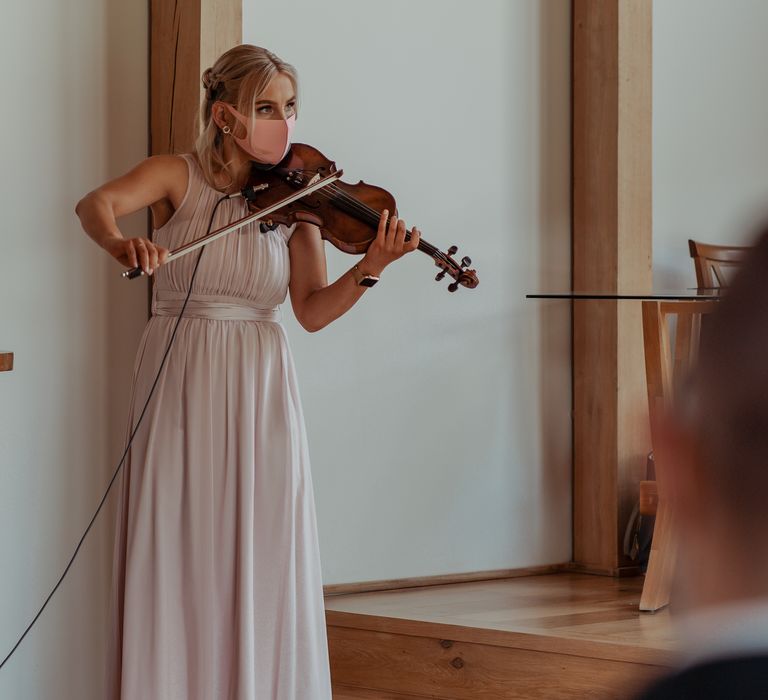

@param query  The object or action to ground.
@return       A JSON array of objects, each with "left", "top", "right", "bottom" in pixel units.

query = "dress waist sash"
[{"left": 152, "top": 290, "right": 282, "bottom": 322}]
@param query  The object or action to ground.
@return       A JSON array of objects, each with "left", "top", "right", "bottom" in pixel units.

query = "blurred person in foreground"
[{"left": 636, "top": 226, "right": 768, "bottom": 699}]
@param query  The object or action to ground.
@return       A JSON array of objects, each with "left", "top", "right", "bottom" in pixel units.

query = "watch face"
[{"left": 360, "top": 277, "right": 379, "bottom": 287}]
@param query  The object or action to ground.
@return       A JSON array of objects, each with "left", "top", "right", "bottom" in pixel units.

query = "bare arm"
[
  {"left": 74, "top": 155, "right": 187, "bottom": 274},
  {"left": 287, "top": 209, "right": 420, "bottom": 332}
]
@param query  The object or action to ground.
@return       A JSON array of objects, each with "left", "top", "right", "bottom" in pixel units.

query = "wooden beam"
[
  {"left": 572, "top": 0, "right": 653, "bottom": 574},
  {"left": 0, "top": 351, "right": 13, "bottom": 372},
  {"left": 150, "top": 0, "right": 241, "bottom": 156}
]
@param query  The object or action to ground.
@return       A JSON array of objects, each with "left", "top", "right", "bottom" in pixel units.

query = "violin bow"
[{"left": 122, "top": 169, "right": 344, "bottom": 279}]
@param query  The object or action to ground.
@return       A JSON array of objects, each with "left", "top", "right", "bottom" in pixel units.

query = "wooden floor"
[{"left": 324, "top": 572, "right": 678, "bottom": 699}]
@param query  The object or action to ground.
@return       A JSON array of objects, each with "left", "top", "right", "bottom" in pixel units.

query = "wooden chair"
[
  {"left": 639, "top": 299, "right": 719, "bottom": 612},
  {"left": 688, "top": 239, "right": 748, "bottom": 289}
]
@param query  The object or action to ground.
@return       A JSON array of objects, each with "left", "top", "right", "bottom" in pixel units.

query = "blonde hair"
[{"left": 194, "top": 44, "right": 299, "bottom": 190}]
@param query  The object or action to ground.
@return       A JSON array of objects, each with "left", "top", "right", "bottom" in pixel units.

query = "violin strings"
[
  {"left": 288, "top": 170, "right": 386, "bottom": 228},
  {"left": 292, "top": 176, "right": 454, "bottom": 267},
  {"left": 272, "top": 167, "right": 460, "bottom": 271},
  {"left": 320, "top": 184, "right": 450, "bottom": 262},
  {"left": 322, "top": 188, "right": 451, "bottom": 266}
]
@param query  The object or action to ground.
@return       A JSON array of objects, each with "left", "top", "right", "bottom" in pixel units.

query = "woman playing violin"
[{"left": 75, "top": 43, "right": 420, "bottom": 700}]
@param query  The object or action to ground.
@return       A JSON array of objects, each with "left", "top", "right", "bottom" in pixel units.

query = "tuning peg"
[
  {"left": 461, "top": 256, "right": 472, "bottom": 268},
  {"left": 447, "top": 281, "right": 459, "bottom": 293},
  {"left": 435, "top": 270, "right": 447, "bottom": 282},
  {"left": 447, "top": 245, "right": 458, "bottom": 256}
]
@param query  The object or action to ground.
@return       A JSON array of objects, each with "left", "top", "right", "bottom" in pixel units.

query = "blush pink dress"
[{"left": 104, "top": 153, "right": 333, "bottom": 699}]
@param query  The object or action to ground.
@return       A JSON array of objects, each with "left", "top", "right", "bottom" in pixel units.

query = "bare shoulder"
[
  {"left": 112, "top": 154, "right": 190, "bottom": 226},
  {"left": 133, "top": 154, "right": 190, "bottom": 209},
  {"left": 76, "top": 152, "right": 193, "bottom": 226}
]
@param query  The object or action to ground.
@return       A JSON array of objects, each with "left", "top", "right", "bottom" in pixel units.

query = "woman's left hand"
[{"left": 359, "top": 209, "right": 420, "bottom": 274}]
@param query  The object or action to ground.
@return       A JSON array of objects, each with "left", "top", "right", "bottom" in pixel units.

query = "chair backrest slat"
[{"left": 688, "top": 239, "right": 748, "bottom": 289}]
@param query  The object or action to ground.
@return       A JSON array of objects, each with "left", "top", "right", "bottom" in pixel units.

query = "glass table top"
[{"left": 526, "top": 289, "right": 722, "bottom": 301}]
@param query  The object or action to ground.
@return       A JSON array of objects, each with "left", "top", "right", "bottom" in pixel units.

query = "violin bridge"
[{"left": 285, "top": 170, "right": 322, "bottom": 187}]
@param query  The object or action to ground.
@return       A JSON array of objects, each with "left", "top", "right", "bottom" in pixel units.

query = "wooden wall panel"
[
  {"left": 572, "top": 0, "right": 653, "bottom": 574},
  {"left": 150, "top": 0, "right": 241, "bottom": 156},
  {"left": 328, "top": 624, "right": 666, "bottom": 699}
]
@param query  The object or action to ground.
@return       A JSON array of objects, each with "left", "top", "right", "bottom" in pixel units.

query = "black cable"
[{"left": 0, "top": 194, "right": 230, "bottom": 672}]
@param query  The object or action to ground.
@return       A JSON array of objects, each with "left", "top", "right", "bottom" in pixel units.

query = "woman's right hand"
[
  {"left": 104, "top": 236, "right": 169, "bottom": 275},
  {"left": 75, "top": 155, "right": 185, "bottom": 275}
]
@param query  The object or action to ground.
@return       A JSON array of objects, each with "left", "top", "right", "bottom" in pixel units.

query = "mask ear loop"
[{"left": 220, "top": 102, "right": 249, "bottom": 131}]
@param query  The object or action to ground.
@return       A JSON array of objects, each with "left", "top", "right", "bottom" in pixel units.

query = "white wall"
[
  {"left": 654, "top": 0, "right": 768, "bottom": 288},
  {"left": 244, "top": 0, "right": 573, "bottom": 584},
  {"left": 0, "top": 0, "right": 147, "bottom": 697}
]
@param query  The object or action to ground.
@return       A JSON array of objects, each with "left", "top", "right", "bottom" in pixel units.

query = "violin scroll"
[{"left": 433, "top": 244, "right": 479, "bottom": 292}]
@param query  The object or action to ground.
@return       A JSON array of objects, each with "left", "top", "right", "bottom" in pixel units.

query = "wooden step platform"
[{"left": 324, "top": 572, "right": 678, "bottom": 699}]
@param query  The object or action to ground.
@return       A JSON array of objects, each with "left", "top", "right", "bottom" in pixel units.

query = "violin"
[
  {"left": 124, "top": 143, "right": 479, "bottom": 289},
  {"left": 243, "top": 143, "right": 479, "bottom": 293}
]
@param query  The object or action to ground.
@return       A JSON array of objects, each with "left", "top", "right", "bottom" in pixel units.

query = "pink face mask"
[{"left": 221, "top": 103, "right": 296, "bottom": 165}]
